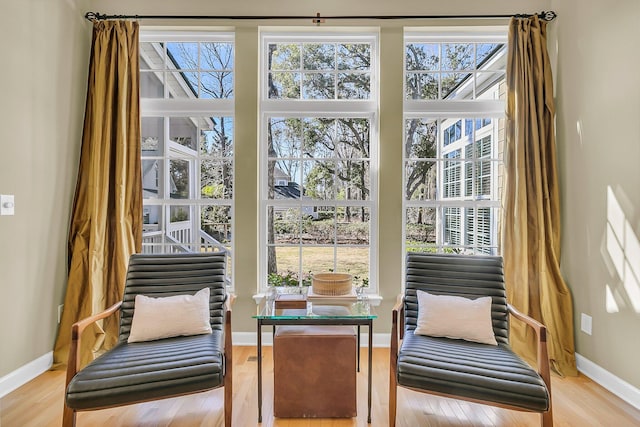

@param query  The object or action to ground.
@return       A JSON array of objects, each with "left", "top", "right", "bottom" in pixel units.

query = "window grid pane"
[
  {"left": 140, "top": 34, "right": 234, "bottom": 287},
  {"left": 405, "top": 41, "right": 505, "bottom": 100},
  {"left": 265, "top": 116, "right": 372, "bottom": 286},
  {"left": 268, "top": 42, "right": 372, "bottom": 100},
  {"left": 262, "top": 33, "right": 377, "bottom": 290},
  {"left": 404, "top": 33, "right": 505, "bottom": 256},
  {"left": 140, "top": 40, "right": 234, "bottom": 99}
]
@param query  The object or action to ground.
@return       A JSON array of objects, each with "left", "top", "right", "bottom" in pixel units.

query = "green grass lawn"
[{"left": 274, "top": 246, "right": 369, "bottom": 279}]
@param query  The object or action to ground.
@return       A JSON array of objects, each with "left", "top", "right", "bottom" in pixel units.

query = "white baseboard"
[
  {"left": 575, "top": 352, "right": 640, "bottom": 410},
  {"left": 0, "top": 352, "right": 53, "bottom": 399},
  {"left": 233, "top": 331, "right": 391, "bottom": 347}
]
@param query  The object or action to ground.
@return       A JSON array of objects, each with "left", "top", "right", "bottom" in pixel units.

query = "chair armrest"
[
  {"left": 225, "top": 293, "right": 235, "bottom": 312},
  {"left": 390, "top": 294, "right": 405, "bottom": 397},
  {"left": 224, "top": 294, "right": 234, "bottom": 352},
  {"left": 508, "top": 303, "right": 546, "bottom": 340},
  {"left": 392, "top": 294, "right": 405, "bottom": 340},
  {"left": 507, "top": 304, "right": 552, "bottom": 394},
  {"left": 223, "top": 294, "right": 234, "bottom": 390},
  {"left": 65, "top": 301, "right": 123, "bottom": 389},
  {"left": 391, "top": 294, "right": 405, "bottom": 354}
]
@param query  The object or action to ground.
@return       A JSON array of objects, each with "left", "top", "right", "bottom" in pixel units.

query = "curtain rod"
[{"left": 85, "top": 11, "right": 557, "bottom": 23}]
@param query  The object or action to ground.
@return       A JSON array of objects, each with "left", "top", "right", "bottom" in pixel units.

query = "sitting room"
[{"left": 1, "top": 1, "right": 639, "bottom": 426}]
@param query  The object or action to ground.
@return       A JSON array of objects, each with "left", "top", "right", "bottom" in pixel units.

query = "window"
[
  {"left": 404, "top": 30, "right": 506, "bottom": 255},
  {"left": 139, "top": 32, "right": 234, "bottom": 285},
  {"left": 260, "top": 32, "right": 378, "bottom": 291},
  {"left": 443, "top": 120, "right": 461, "bottom": 146}
]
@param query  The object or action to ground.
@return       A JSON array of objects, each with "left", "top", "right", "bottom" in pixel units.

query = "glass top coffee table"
[{"left": 253, "top": 298, "right": 377, "bottom": 423}]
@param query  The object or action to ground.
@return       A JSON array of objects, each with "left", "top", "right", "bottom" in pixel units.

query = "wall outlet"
[
  {"left": 581, "top": 313, "right": 592, "bottom": 335},
  {"left": 58, "top": 304, "right": 64, "bottom": 324},
  {"left": 0, "top": 194, "right": 15, "bottom": 216}
]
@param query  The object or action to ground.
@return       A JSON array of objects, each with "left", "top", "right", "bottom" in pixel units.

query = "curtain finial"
[
  {"left": 539, "top": 11, "right": 557, "bottom": 21},
  {"left": 84, "top": 12, "right": 109, "bottom": 22}
]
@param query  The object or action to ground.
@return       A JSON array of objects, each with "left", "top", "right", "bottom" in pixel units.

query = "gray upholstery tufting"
[
  {"left": 404, "top": 253, "right": 509, "bottom": 344},
  {"left": 390, "top": 253, "right": 552, "bottom": 427},
  {"left": 118, "top": 253, "right": 228, "bottom": 341},
  {"left": 397, "top": 331, "right": 549, "bottom": 411},
  {"left": 63, "top": 252, "right": 232, "bottom": 427},
  {"left": 66, "top": 333, "right": 224, "bottom": 409}
]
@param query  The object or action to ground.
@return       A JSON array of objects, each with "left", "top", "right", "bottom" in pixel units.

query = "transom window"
[
  {"left": 267, "top": 41, "right": 372, "bottom": 100},
  {"left": 403, "top": 30, "right": 506, "bottom": 255},
  {"left": 140, "top": 37, "right": 233, "bottom": 99},
  {"left": 260, "top": 32, "right": 378, "bottom": 292},
  {"left": 139, "top": 31, "right": 234, "bottom": 286}
]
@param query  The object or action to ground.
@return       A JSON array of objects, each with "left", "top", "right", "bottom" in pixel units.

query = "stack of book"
[{"left": 274, "top": 293, "right": 307, "bottom": 309}]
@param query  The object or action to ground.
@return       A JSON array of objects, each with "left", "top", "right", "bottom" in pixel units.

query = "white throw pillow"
[
  {"left": 128, "top": 287, "right": 212, "bottom": 343},
  {"left": 414, "top": 290, "right": 498, "bottom": 346}
]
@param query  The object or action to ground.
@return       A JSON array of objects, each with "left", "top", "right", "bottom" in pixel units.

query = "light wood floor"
[{"left": 1, "top": 346, "right": 639, "bottom": 427}]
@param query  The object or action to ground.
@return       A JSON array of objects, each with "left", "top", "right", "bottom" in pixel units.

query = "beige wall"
[
  {"left": 0, "top": 0, "right": 91, "bottom": 377},
  {"left": 550, "top": 0, "right": 640, "bottom": 387}
]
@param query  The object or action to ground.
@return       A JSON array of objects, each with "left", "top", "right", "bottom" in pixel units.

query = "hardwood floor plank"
[{"left": 1, "top": 347, "right": 639, "bottom": 426}]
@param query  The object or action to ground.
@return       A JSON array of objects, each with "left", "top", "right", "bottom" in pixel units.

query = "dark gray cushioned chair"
[
  {"left": 389, "top": 253, "right": 552, "bottom": 426},
  {"left": 63, "top": 252, "right": 232, "bottom": 427}
]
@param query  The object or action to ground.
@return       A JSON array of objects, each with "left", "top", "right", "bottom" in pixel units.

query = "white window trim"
[
  {"left": 140, "top": 29, "right": 236, "bottom": 290},
  {"left": 402, "top": 27, "right": 507, "bottom": 259},
  {"left": 258, "top": 30, "right": 380, "bottom": 294}
]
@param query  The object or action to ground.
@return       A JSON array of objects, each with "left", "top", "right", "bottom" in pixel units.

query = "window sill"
[{"left": 252, "top": 293, "right": 382, "bottom": 306}]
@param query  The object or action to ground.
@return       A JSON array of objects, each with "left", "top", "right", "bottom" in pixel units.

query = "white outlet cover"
[
  {"left": 581, "top": 313, "right": 592, "bottom": 335},
  {"left": 0, "top": 194, "right": 15, "bottom": 215}
]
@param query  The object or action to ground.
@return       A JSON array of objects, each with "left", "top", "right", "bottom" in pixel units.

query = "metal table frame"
[{"left": 256, "top": 309, "right": 375, "bottom": 423}]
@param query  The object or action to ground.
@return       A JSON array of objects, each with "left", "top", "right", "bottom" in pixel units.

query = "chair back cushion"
[
  {"left": 119, "top": 252, "right": 227, "bottom": 342},
  {"left": 404, "top": 252, "right": 509, "bottom": 344}
]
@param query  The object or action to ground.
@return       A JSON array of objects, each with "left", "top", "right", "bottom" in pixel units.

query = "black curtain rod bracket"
[{"left": 84, "top": 10, "right": 557, "bottom": 23}]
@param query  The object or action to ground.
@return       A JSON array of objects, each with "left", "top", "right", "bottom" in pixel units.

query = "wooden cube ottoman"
[{"left": 273, "top": 324, "right": 357, "bottom": 418}]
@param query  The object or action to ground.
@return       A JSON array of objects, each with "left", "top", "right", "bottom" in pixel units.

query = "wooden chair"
[
  {"left": 62, "top": 252, "right": 232, "bottom": 427},
  {"left": 390, "top": 253, "right": 552, "bottom": 426}
]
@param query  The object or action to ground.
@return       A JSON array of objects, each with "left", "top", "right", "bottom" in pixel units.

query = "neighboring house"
[{"left": 272, "top": 167, "right": 319, "bottom": 219}]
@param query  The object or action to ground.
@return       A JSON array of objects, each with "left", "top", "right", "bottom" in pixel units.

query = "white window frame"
[
  {"left": 403, "top": 28, "right": 507, "bottom": 257},
  {"left": 259, "top": 30, "right": 379, "bottom": 294},
  {"left": 140, "top": 30, "right": 235, "bottom": 289}
]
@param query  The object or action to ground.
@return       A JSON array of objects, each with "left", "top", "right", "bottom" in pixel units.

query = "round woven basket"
[{"left": 312, "top": 273, "right": 353, "bottom": 296}]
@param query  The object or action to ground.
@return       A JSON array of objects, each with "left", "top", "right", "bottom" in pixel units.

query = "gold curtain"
[
  {"left": 53, "top": 21, "right": 141, "bottom": 369},
  {"left": 502, "top": 16, "right": 577, "bottom": 376}
]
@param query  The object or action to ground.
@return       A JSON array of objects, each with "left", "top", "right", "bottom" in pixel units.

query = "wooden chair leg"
[
  {"left": 62, "top": 404, "right": 76, "bottom": 427},
  {"left": 222, "top": 301, "right": 233, "bottom": 427},
  {"left": 389, "top": 369, "right": 397, "bottom": 427},
  {"left": 542, "top": 408, "right": 553, "bottom": 427},
  {"left": 224, "top": 384, "right": 232, "bottom": 427},
  {"left": 224, "top": 356, "right": 232, "bottom": 427}
]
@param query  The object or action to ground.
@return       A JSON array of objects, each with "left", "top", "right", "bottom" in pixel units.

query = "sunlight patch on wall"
[
  {"left": 576, "top": 120, "right": 583, "bottom": 146},
  {"left": 606, "top": 223, "right": 624, "bottom": 279},
  {"left": 623, "top": 220, "right": 640, "bottom": 312},
  {"left": 606, "top": 186, "right": 640, "bottom": 313},
  {"left": 605, "top": 285, "right": 620, "bottom": 313},
  {"left": 624, "top": 220, "right": 640, "bottom": 282}
]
